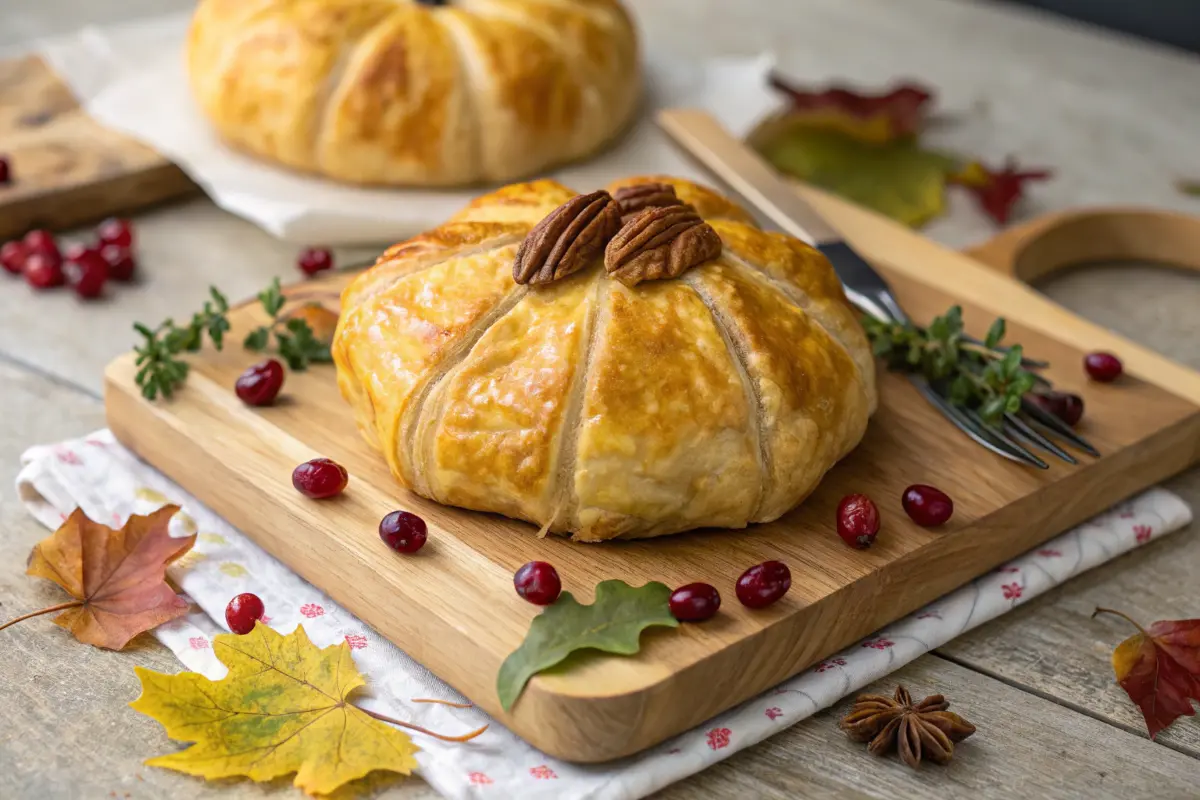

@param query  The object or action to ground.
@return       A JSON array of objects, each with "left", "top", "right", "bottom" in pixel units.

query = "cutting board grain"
[
  {"left": 0, "top": 55, "right": 197, "bottom": 240},
  {"left": 103, "top": 185, "right": 1200, "bottom": 763}
]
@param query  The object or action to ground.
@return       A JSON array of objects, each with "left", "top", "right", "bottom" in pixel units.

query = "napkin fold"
[
  {"left": 15, "top": 429, "right": 1192, "bottom": 799},
  {"left": 36, "top": 13, "right": 780, "bottom": 245}
]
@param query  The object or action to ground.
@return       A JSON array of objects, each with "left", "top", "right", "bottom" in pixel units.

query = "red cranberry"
[
  {"left": 1084, "top": 351, "right": 1123, "bottom": 383},
  {"left": 298, "top": 247, "right": 334, "bottom": 276},
  {"left": 0, "top": 155, "right": 10, "bottom": 185},
  {"left": 292, "top": 457, "right": 348, "bottom": 499},
  {"left": 99, "top": 244, "right": 136, "bottom": 281},
  {"left": 735, "top": 561, "right": 791, "bottom": 609},
  {"left": 379, "top": 510, "right": 428, "bottom": 553},
  {"left": 513, "top": 561, "right": 561, "bottom": 605},
  {"left": 1027, "top": 391, "right": 1084, "bottom": 427},
  {"left": 1, "top": 240, "right": 28, "bottom": 275},
  {"left": 23, "top": 252, "right": 64, "bottom": 289},
  {"left": 902, "top": 484, "right": 954, "bottom": 527},
  {"left": 65, "top": 250, "right": 108, "bottom": 299},
  {"left": 669, "top": 582, "right": 721, "bottom": 622},
  {"left": 97, "top": 217, "right": 134, "bottom": 249},
  {"left": 837, "top": 493, "right": 880, "bottom": 549},
  {"left": 225, "top": 592, "right": 265, "bottom": 635},
  {"left": 23, "top": 229, "right": 60, "bottom": 263},
  {"left": 235, "top": 359, "right": 285, "bottom": 406},
  {"left": 64, "top": 242, "right": 94, "bottom": 263}
]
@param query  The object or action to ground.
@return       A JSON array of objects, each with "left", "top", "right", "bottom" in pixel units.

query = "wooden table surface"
[{"left": 3, "top": 1, "right": 1200, "bottom": 797}]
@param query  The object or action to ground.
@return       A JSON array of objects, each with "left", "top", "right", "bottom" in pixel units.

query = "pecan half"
[
  {"left": 604, "top": 205, "right": 723, "bottom": 287},
  {"left": 612, "top": 182, "right": 683, "bottom": 223},
  {"left": 513, "top": 191, "right": 621, "bottom": 285}
]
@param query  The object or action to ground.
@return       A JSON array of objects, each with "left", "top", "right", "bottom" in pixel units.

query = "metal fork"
[{"left": 657, "top": 109, "right": 1099, "bottom": 468}]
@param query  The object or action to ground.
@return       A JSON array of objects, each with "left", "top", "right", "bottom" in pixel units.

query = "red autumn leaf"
[
  {"left": 1093, "top": 607, "right": 1200, "bottom": 739},
  {"left": 767, "top": 72, "right": 933, "bottom": 143},
  {"left": 1, "top": 506, "right": 196, "bottom": 649},
  {"left": 950, "top": 158, "right": 1052, "bottom": 225}
]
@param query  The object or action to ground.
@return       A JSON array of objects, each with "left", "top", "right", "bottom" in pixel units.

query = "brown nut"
[
  {"left": 513, "top": 191, "right": 621, "bottom": 285},
  {"left": 604, "top": 205, "right": 723, "bottom": 287}
]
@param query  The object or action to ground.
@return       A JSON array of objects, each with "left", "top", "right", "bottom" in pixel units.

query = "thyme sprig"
[
  {"left": 134, "top": 288, "right": 230, "bottom": 400},
  {"left": 133, "top": 278, "right": 330, "bottom": 401},
  {"left": 242, "top": 279, "right": 333, "bottom": 371},
  {"left": 862, "top": 305, "right": 1039, "bottom": 425}
]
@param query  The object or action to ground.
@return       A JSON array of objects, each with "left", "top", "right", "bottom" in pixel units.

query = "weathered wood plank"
[
  {"left": 656, "top": 655, "right": 1200, "bottom": 799},
  {"left": 937, "top": 265, "right": 1200, "bottom": 757}
]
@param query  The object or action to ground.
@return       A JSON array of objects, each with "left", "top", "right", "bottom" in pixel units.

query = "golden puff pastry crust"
[
  {"left": 186, "top": 0, "right": 640, "bottom": 186},
  {"left": 333, "top": 177, "right": 877, "bottom": 540}
]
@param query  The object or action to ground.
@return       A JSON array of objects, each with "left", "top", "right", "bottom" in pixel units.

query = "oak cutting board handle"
[{"left": 965, "top": 207, "right": 1200, "bottom": 284}]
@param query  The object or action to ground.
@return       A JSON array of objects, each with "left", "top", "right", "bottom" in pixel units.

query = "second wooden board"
[{"left": 103, "top": 185, "right": 1200, "bottom": 763}]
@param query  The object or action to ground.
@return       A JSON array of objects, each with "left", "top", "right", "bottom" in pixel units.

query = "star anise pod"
[{"left": 840, "top": 685, "right": 976, "bottom": 768}]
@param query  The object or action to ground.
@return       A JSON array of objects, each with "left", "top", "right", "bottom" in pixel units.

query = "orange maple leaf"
[
  {"left": 2, "top": 506, "right": 196, "bottom": 649},
  {"left": 1093, "top": 607, "right": 1200, "bottom": 739}
]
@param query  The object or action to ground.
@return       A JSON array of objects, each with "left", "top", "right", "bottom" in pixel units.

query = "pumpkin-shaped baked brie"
[
  {"left": 185, "top": 0, "right": 639, "bottom": 186},
  {"left": 333, "top": 177, "right": 877, "bottom": 540}
]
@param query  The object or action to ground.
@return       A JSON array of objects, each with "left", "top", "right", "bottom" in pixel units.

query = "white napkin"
[
  {"left": 16, "top": 429, "right": 1192, "bottom": 799},
  {"left": 36, "top": 13, "right": 779, "bottom": 246}
]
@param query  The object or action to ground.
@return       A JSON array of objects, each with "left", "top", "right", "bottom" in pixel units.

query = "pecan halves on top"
[
  {"left": 513, "top": 191, "right": 622, "bottom": 285},
  {"left": 612, "top": 182, "right": 684, "bottom": 223},
  {"left": 604, "top": 205, "right": 723, "bottom": 288}
]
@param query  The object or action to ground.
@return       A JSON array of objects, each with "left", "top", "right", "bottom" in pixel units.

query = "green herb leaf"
[
  {"left": 979, "top": 395, "right": 1007, "bottom": 423},
  {"left": 243, "top": 327, "right": 270, "bottom": 351},
  {"left": 258, "top": 279, "right": 286, "bottom": 318},
  {"left": 984, "top": 318, "right": 1006, "bottom": 349},
  {"left": 496, "top": 580, "right": 679, "bottom": 711}
]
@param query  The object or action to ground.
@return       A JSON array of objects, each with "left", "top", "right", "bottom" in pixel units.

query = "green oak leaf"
[
  {"left": 497, "top": 580, "right": 678, "bottom": 711},
  {"left": 754, "top": 127, "right": 958, "bottom": 227}
]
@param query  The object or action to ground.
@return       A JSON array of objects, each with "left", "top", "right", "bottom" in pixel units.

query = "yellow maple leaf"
[{"left": 131, "top": 624, "right": 419, "bottom": 796}]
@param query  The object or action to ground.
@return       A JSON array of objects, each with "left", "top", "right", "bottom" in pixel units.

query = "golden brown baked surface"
[
  {"left": 186, "top": 0, "right": 640, "bottom": 186},
  {"left": 333, "top": 176, "right": 877, "bottom": 540}
]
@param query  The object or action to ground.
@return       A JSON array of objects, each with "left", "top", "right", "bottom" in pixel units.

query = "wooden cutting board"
[
  {"left": 0, "top": 55, "right": 197, "bottom": 240},
  {"left": 102, "top": 184, "right": 1200, "bottom": 764}
]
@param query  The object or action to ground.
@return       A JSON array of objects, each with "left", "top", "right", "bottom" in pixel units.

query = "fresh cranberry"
[
  {"left": 235, "top": 359, "right": 285, "bottom": 406},
  {"left": 0, "top": 155, "right": 10, "bottom": 185},
  {"left": 23, "top": 229, "right": 60, "bottom": 263},
  {"left": 98, "top": 244, "right": 136, "bottom": 282},
  {"left": 292, "top": 457, "right": 349, "bottom": 499},
  {"left": 1, "top": 240, "right": 28, "bottom": 275},
  {"left": 513, "top": 561, "right": 561, "bottom": 605},
  {"left": 735, "top": 561, "right": 791, "bottom": 609},
  {"left": 65, "top": 250, "right": 108, "bottom": 299},
  {"left": 379, "top": 510, "right": 428, "bottom": 553},
  {"left": 63, "top": 242, "right": 94, "bottom": 262},
  {"left": 23, "top": 252, "right": 64, "bottom": 289},
  {"left": 225, "top": 592, "right": 265, "bottom": 635},
  {"left": 298, "top": 247, "right": 334, "bottom": 276},
  {"left": 97, "top": 217, "right": 134, "bottom": 249},
  {"left": 837, "top": 493, "right": 880, "bottom": 549},
  {"left": 1084, "top": 351, "right": 1123, "bottom": 383},
  {"left": 1027, "top": 391, "right": 1084, "bottom": 427},
  {"left": 902, "top": 484, "right": 954, "bottom": 527},
  {"left": 669, "top": 582, "right": 721, "bottom": 622}
]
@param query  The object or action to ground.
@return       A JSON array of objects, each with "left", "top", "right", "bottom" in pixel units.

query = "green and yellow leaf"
[
  {"left": 753, "top": 124, "right": 958, "bottom": 227},
  {"left": 131, "top": 624, "right": 418, "bottom": 796}
]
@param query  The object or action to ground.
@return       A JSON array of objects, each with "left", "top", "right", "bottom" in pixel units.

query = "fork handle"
[{"left": 657, "top": 109, "right": 844, "bottom": 246}]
